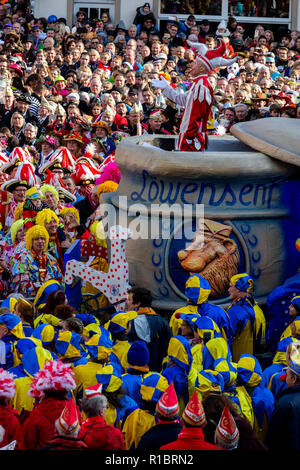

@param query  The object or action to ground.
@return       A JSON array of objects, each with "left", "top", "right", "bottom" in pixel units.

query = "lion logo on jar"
[{"left": 177, "top": 219, "right": 240, "bottom": 298}]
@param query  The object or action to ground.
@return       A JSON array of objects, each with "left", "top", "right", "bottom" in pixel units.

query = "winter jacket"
[
  {"left": 22, "top": 397, "right": 71, "bottom": 450},
  {"left": 266, "top": 384, "right": 300, "bottom": 451},
  {"left": 0, "top": 404, "right": 25, "bottom": 449},
  {"left": 40, "top": 435, "right": 88, "bottom": 450},
  {"left": 78, "top": 416, "right": 125, "bottom": 450},
  {"left": 137, "top": 421, "right": 182, "bottom": 451},
  {"left": 160, "top": 427, "right": 219, "bottom": 450}
]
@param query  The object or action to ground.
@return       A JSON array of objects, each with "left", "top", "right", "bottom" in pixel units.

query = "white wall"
[
  {"left": 118, "top": 0, "right": 150, "bottom": 28},
  {"left": 34, "top": 0, "right": 68, "bottom": 20}
]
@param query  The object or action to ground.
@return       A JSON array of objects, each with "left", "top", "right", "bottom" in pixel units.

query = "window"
[
  {"left": 160, "top": 0, "right": 222, "bottom": 16},
  {"left": 228, "top": 0, "right": 290, "bottom": 18}
]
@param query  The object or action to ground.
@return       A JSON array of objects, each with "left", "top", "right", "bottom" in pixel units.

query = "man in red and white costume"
[{"left": 151, "top": 39, "right": 238, "bottom": 152}]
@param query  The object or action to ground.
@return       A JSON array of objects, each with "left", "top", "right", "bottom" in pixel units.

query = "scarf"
[{"left": 32, "top": 249, "right": 48, "bottom": 281}]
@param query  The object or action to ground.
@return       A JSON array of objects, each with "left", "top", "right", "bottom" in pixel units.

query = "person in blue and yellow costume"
[
  {"left": 11, "top": 225, "right": 64, "bottom": 298},
  {"left": 73, "top": 328, "right": 114, "bottom": 395},
  {"left": 31, "top": 323, "right": 57, "bottom": 356},
  {"left": 0, "top": 312, "right": 25, "bottom": 370},
  {"left": 262, "top": 339, "right": 300, "bottom": 402},
  {"left": 122, "top": 340, "right": 151, "bottom": 408},
  {"left": 8, "top": 341, "right": 53, "bottom": 420},
  {"left": 172, "top": 312, "right": 203, "bottom": 373},
  {"left": 227, "top": 273, "right": 266, "bottom": 362},
  {"left": 170, "top": 274, "right": 232, "bottom": 346},
  {"left": 95, "top": 363, "right": 139, "bottom": 433},
  {"left": 106, "top": 310, "right": 138, "bottom": 374},
  {"left": 161, "top": 335, "right": 193, "bottom": 414},
  {"left": 277, "top": 295, "right": 300, "bottom": 343},
  {"left": 13, "top": 298, "right": 35, "bottom": 337},
  {"left": 33, "top": 280, "right": 65, "bottom": 328},
  {"left": 122, "top": 370, "right": 169, "bottom": 450},
  {"left": 197, "top": 316, "right": 232, "bottom": 371},
  {"left": 194, "top": 369, "right": 225, "bottom": 402},
  {"left": 237, "top": 354, "right": 275, "bottom": 444},
  {"left": 54, "top": 330, "right": 89, "bottom": 400},
  {"left": 213, "top": 358, "right": 255, "bottom": 428}
]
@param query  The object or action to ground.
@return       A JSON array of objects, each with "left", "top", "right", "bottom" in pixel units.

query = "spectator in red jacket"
[
  {"left": 0, "top": 368, "right": 24, "bottom": 450},
  {"left": 22, "top": 360, "right": 79, "bottom": 450},
  {"left": 78, "top": 383, "right": 125, "bottom": 450},
  {"left": 40, "top": 397, "right": 88, "bottom": 450},
  {"left": 160, "top": 390, "right": 219, "bottom": 450}
]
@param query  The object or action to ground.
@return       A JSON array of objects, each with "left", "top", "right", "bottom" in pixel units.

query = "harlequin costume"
[
  {"left": 0, "top": 313, "right": 25, "bottom": 370},
  {"left": 227, "top": 273, "right": 266, "bottom": 362},
  {"left": 237, "top": 354, "right": 275, "bottom": 443},
  {"left": 170, "top": 274, "right": 232, "bottom": 345},
  {"left": 10, "top": 225, "right": 64, "bottom": 298},
  {"left": 161, "top": 335, "right": 193, "bottom": 414}
]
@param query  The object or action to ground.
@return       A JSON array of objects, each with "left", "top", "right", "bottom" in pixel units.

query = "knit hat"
[
  {"left": 182, "top": 390, "right": 206, "bottom": 427},
  {"left": 55, "top": 397, "right": 80, "bottom": 436},
  {"left": 0, "top": 368, "right": 16, "bottom": 398},
  {"left": 186, "top": 39, "right": 238, "bottom": 71},
  {"left": 28, "top": 360, "right": 76, "bottom": 399},
  {"left": 156, "top": 382, "right": 179, "bottom": 419},
  {"left": 214, "top": 404, "right": 239, "bottom": 449},
  {"left": 127, "top": 340, "right": 150, "bottom": 368}
]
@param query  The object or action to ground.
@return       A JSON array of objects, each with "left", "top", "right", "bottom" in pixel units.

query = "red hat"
[
  {"left": 182, "top": 390, "right": 206, "bottom": 427},
  {"left": 9, "top": 146, "right": 33, "bottom": 163},
  {"left": 74, "top": 160, "right": 101, "bottom": 185},
  {"left": 43, "top": 169, "right": 67, "bottom": 188},
  {"left": 14, "top": 162, "right": 39, "bottom": 187},
  {"left": 186, "top": 39, "right": 238, "bottom": 71},
  {"left": 0, "top": 368, "right": 16, "bottom": 399},
  {"left": 85, "top": 383, "right": 103, "bottom": 398},
  {"left": 214, "top": 404, "right": 239, "bottom": 449},
  {"left": 8, "top": 63, "right": 23, "bottom": 77},
  {"left": 156, "top": 382, "right": 179, "bottom": 418},
  {"left": 55, "top": 397, "right": 80, "bottom": 436}
]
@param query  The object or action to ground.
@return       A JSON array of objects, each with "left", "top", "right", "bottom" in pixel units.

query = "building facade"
[{"left": 33, "top": 0, "right": 300, "bottom": 32}]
